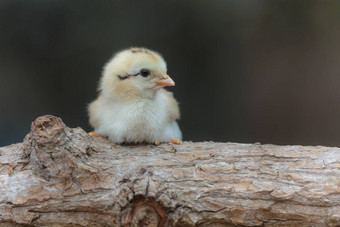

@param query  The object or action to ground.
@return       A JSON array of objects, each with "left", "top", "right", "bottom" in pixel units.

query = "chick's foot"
[
  {"left": 169, "top": 138, "right": 181, "bottom": 144},
  {"left": 89, "top": 132, "right": 101, "bottom": 137}
]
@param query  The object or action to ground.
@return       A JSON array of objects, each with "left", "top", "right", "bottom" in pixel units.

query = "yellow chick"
[{"left": 88, "top": 47, "right": 182, "bottom": 144}]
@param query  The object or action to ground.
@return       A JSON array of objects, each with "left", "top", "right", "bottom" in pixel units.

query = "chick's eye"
[{"left": 140, "top": 69, "right": 150, "bottom": 77}]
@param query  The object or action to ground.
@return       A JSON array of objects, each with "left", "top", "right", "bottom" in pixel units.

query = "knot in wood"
[
  {"left": 29, "top": 115, "right": 73, "bottom": 182},
  {"left": 31, "top": 115, "right": 66, "bottom": 146},
  {"left": 124, "top": 198, "right": 167, "bottom": 227}
]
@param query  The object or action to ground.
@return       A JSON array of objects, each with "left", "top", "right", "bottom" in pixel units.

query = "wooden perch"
[{"left": 0, "top": 115, "right": 340, "bottom": 226}]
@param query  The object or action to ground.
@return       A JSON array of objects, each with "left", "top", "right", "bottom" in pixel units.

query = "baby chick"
[{"left": 88, "top": 47, "right": 182, "bottom": 144}]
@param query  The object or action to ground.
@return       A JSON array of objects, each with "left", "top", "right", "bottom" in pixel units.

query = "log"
[{"left": 0, "top": 115, "right": 340, "bottom": 227}]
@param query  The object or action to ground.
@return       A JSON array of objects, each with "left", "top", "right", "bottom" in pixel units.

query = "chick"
[{"left": 88, "top": 47, "right": 182, "bottom": 144}]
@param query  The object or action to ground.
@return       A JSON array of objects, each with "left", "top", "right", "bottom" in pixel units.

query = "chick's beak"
[{"left": 154, "top": 74, "right": 175, "bottom": 87}]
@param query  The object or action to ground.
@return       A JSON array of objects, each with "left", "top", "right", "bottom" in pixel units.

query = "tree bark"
[{"left": 0, "top": 115, "right": 340, "bottom": 227}]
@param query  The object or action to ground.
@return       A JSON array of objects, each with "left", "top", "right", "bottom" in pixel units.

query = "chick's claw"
[
  {"left": 170, "top": 138, "right": 181, "bottom": 144},
  {"left": 89, "top": 132, "right": 101, "bottom": 137}
]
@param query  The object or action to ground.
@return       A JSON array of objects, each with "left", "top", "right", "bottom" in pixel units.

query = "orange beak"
[{"left": 154, "top": 74, "right": 175, "bottom": 87}]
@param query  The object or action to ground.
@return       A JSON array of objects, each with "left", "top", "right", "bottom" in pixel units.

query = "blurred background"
[{"left": 1, "top": 0, "right": 340, "bottom": 147}]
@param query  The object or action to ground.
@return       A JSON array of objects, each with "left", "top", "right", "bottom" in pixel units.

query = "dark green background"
[{"left": 1, "top": 1, "right": 340, "bottom": 147}]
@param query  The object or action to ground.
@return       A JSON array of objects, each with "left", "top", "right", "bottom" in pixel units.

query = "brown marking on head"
[
  {"left": 129, "top": 47, "right": 161, "bottom": 62},
  {"left": 130, "top": 47, "right": 152, "bottom": 55}
]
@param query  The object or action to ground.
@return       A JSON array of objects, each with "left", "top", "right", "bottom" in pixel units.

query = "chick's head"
[{"left": 99, "top": 47, "right": 175, "bottom": 99}]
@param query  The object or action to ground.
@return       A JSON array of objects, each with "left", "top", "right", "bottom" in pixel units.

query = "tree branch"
[{"left": 0, "top": 115, "right": 339, "bottom": 226}]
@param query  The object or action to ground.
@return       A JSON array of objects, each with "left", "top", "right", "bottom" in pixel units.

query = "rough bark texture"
[{"left": 0, "top": 115, "right": 340, "bottom": 226}]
